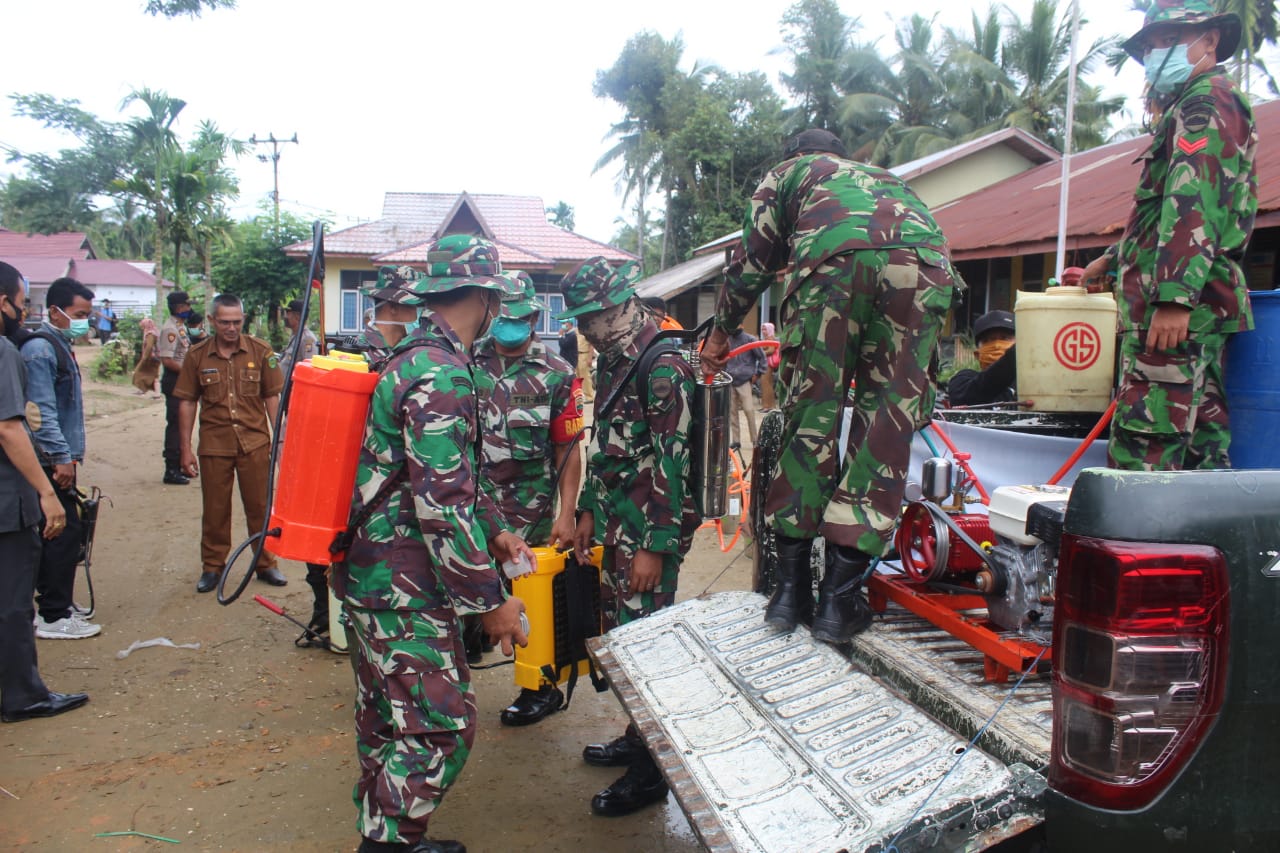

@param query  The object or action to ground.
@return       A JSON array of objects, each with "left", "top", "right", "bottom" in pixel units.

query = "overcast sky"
[{"left": 3, "top": 1, "right": 1162, "bottom": 246}]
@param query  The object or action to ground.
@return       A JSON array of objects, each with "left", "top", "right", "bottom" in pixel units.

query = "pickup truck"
[{"left": 588, "top": 412, "right": 1280, "bottom": 852}]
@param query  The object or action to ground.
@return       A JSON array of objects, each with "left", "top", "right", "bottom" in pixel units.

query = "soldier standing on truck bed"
[
  {"left": 703, "top": 128, "right": 959, "bottom": 645},
  {"left": 474, "top": 274, "right": 584, "bottom": 727},
  {"left": 1082, "top": 0, "right": 1257, "bottom": 472},
  {"left": 331, "top": 243, "right": 531, "bottom": 853},
  {"left": 560, "top": 257, "right": 701, "bottom": 818}
]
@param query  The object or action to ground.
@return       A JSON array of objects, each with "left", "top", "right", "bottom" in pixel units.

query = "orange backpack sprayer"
[{"left": 267, "top": 353, "right": 377, "bottom": 563}]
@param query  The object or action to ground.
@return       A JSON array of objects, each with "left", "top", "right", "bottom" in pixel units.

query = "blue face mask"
[
  {"left": 1145, "top": 36, "right": 1205, "bottom": 94},
  {"left": 55, "top": 307, "right": 91, "bottom": 340},
  {"left": 491, "top": 316, "right": 533, "bottom": 348}
]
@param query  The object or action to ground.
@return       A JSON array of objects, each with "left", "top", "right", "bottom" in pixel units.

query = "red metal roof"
[
  {"left": 934, "top": 98, "right": 1280, "bottom": 260},
  {"left": 0, "top": 255, "right": 71, "bottom": 284},
  {"left": 0, "top": 230, "right": 94, "bottom": 259},
  {"left": 69, "top": 259, "right": 174, "bottom": 289},
  {"left": 286, "top": 192, "right": 635, "bottom": 267}
]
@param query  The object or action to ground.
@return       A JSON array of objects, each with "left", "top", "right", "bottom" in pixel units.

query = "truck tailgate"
[{"left": 589, "top": 590, "right": 1048, "bottom": 853}]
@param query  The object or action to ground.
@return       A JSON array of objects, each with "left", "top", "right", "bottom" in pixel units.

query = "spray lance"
[{"left": 217, "top": 221, "right": 334, "bottom": 606}]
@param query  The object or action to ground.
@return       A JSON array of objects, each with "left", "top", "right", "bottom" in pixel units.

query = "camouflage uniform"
[
  {"left": 1106, "top": 4, "right": 1257, "bottom": 471},
  {"left": 474, "top": 336, "right": 582, "bottom": 545},
  {"left": 332, "top": 247, "right": 519, "bottom": 847},
  {"left": 718, "top": 153, "right": 958, "bottom": 556},
  {"left": 558, "top": 259, "right": 700, "bottom": 629}
]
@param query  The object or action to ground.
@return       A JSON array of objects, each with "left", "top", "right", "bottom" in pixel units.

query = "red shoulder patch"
[{"left": 1177, "top": 135, "right": 1209, "bottom": 156}]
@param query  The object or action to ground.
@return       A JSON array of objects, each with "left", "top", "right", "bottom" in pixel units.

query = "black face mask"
[{"left": 1, "top": 298, "right": 22, "bottom": 340}]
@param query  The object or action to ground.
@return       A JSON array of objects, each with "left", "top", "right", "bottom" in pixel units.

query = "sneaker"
[
  {"left": 70, "top": 602, "right": 94, "bottom": 619},
  {"left": 35, "top": 613, "right": 102, "bottom": 640}
]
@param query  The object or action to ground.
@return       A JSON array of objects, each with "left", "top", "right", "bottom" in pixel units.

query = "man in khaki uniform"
[
  {"left": 174, "top": 293, "right": 286, "bottom": 594},
  {"left": 157, "top": 291, "right": 192, "bottom": 484}
]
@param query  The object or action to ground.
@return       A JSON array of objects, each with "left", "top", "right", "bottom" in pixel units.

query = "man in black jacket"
[
  {"left": 948, "top": 310, "right": 1017, "bottom": 407},
  {"left": 557, "top": 318, "right": 579, "bottom": 365}
]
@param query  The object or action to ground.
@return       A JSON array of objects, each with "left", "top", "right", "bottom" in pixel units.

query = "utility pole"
[{"left": 248, "top": 132, "right": 298, "bottom": 231}]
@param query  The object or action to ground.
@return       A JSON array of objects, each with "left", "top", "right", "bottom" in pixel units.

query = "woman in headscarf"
[
  {"left": 130, "top": 317, "right": 161, "bottom": 395},
  {"left": 759, "top": 321, "right": 780, "bottom": 410}
]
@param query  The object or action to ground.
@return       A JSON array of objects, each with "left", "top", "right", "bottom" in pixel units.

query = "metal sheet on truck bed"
[{"left": 590, "top": 591, "right": 1046, "bottom": 853}]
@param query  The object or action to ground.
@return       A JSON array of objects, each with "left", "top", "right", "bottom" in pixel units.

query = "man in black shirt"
[
  {"left": 948, "top": 310, "right": 1017, "bottom": 407},
  {"left": 0, "top": 261, "right": 88, "bottom": 722}
]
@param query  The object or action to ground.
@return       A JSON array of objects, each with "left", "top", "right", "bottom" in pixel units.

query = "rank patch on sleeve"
[
  {"left": 650, "top": 376, "right": 674, "bottom": 401},
  {"left": 1177, "top": 135, "right": 1209, "bottom": 156},
  {"left": 267, "top": 355, "right": 278, "bottom": 369},
  {"left": 167, "top": 332, "right": 177, "bottom": 342}
]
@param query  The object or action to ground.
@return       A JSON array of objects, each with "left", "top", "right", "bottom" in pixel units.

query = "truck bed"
[{"left": 589, "top": 590, "right": 1050, "bottom": 853}]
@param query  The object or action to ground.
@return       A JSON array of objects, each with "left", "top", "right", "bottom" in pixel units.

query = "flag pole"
[{"left": 1055, "top": 0, "right": 1083, "bottom": 282}]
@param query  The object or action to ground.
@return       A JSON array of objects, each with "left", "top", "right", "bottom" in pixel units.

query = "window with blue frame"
[{"left": 339, "top": 270, "right": 378, "bottom": 332}]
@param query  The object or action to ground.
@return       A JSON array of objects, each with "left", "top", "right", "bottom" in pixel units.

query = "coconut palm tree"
[
  {"left": 1000, "top": 0, "right": 1124, "bottom": 151},
  {"left": 117, "top": 87, "right": 186, "bottom": 303}
]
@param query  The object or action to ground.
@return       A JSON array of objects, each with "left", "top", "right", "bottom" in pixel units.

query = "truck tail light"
[{"left": 1049, "top": 535, "right": 1229, "bottom": 810}]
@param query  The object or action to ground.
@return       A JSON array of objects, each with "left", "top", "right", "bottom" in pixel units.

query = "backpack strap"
[{"left": 18, "top": 329, "right": 72, "bottom": 381}]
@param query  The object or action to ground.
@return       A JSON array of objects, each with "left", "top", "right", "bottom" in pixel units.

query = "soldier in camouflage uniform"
[
  {"left": 332, "top": 240, "right": 532, "bottom": 853},
  {"left": 559, "top": 257, "right": 700, "bottom": 818},
  {"left": 703, "top": 129, "right": 959, "bottom": 644},
  {"left": 473, "top": 274, "right": 584, "bottom": 727},
  {"left": 1082, "top": 1, "right": 1256, "bottom": 471}
]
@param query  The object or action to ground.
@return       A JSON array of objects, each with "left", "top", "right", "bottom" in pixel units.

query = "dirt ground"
[{"left": 0, "top": 345, "right": 759, "bottom": 852}]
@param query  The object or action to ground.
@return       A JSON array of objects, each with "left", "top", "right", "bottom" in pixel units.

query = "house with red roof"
[
  {"left": 0, "top": 229, "right": 174, "bottom": 322},
  {"left": 284, "top": 191, "right": 636, "bottom": 338}
]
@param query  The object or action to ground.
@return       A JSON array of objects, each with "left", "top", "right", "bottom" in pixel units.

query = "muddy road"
[{"left": 0, "top": 348, "right": 757, "bottom": 852}]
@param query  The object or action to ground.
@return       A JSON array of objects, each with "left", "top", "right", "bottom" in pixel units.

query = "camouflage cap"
[
  {"left": 406, "top": 234, "right": 524, "bottom": 299},
  {"left": 1123, "top": 0, "right": 1241, "bottom": 63},
  {"left": 556, "top": 257, "right": 641, "bottom": 320},
  {"left": 361, "top": 265, "right": 425, "bottom": 305},
  {"left": 500, "top": 271, "right": 548, "bottom": 320}
]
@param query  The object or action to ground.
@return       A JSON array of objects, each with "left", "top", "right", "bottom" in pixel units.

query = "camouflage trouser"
[
  {"left": 1108, "top": 332, "right": 1230, "bottom": 471},
  {"left": 767, "top": 248, "right": 954, "bottom": 556},
  {"left": 347, "top": 606, "right": 476, "bottom": 846},
  {"left": 600, "top": 544, "right": 681, "bottom": 631}
]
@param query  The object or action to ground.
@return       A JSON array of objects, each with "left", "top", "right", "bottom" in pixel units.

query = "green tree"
[
  {"left": 209, "top": 212, "right": 312, "bottom": 334},
  {"left": 546, "top": 201, "right": 576, "bottom": 230},
  {"left": 0, "top": 94, "right": 129, "bottom": 235},
  {"left": 594, "top": 31, "right": 689, "bottom": 272},
  {"left": 144, "top": 0, "right": 235, "bottom": 16},
  {"left": 1000, "top": 0, "right": 1123, "bottom": 151},
  {"left": 779, "top": 0, "right": 857, "bottom": 131},
  {"left": 116, "top": 87, "right": 186, "bottom": 302}
]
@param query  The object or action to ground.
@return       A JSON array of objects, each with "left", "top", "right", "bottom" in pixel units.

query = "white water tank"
[{"left": 1015, "top": 286, "right": 1117, "bottom": 412}]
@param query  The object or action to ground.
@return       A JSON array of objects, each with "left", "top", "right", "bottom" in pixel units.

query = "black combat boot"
[
  {"left": 810, "top": 544, "right": 875, "bottom": 644},
  {"left": 764, "top": 536, "right": 816, "bottom": 630},
  {"left": 302, "top": 563, "right": 330, "bottom": 647}
]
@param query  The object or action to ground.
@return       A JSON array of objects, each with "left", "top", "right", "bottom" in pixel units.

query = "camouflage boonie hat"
[
  {"left": 556, "top": 257, "right": 641, "bottom": 320},
  {"left": 406, "top": 234, "right": 523, "bottom": 299},
  {"left": 500, "top": 271, "right": 548, "bottom": 320},
  {"left": 1123, "top": 0, "right": 1242, "bottom": 63},
  {"left": 362, "top": 265, "right": 424, "bottom": 304}
]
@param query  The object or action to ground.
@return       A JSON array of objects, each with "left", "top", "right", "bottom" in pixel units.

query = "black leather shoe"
[
  {"left": 583, "top": 733, "right": 643, "bottom": 767},
  {"left": 196, "top": 571, "right": 219, "bottom": 593},
  {"left": 590, "top": 764, "right": 669, "bottom": 817},
  {"left": 2, "top": 691, "right": 89, "bottom": 723},
  {"left": 163, "top": 468, "right": 190, "bottom": 485},
  {"left": 500, "top": 686, "right": 564, "bottom": 727},
  {"left": 406, "top": 841, "right": 466, "bottom": 853},
  {"left": 256, "top": 567, "right": 288, "bottom": 587}
]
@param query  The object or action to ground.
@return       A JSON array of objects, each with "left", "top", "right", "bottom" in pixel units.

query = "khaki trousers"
[{"left": 199, "top": 445, "right": 277, "bottom": 573}]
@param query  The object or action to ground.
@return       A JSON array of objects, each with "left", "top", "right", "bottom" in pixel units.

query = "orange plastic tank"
[{"left": 269, "top": 353, "right": 378, "bottom": 563}]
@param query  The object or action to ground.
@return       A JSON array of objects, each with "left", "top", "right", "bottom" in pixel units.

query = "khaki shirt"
[
  {"left": 172, "top": 334, "right": 283, "bottom": 457},
  {"left": 155, "top": 316, "right": 189, "bottom": 364},
  {"left": 279, "top": 327, "right": 319, "bottom": 375}
]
